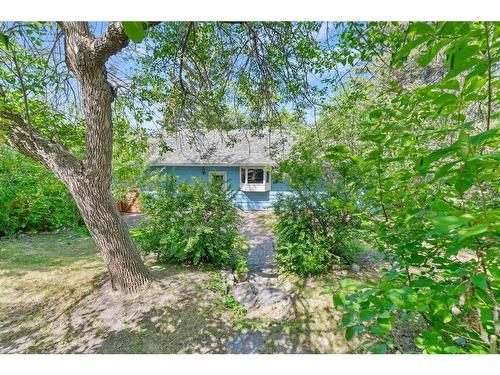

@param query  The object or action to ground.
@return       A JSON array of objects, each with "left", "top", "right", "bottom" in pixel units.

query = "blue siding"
[{"left": 151, "top": 165, "right": 291, "bottom": 211}]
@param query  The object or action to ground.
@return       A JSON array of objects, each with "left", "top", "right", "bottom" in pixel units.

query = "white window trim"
[
  {"left": 208, "top": 171, "right": 227, "bottom": 187},
  {"left": 240, "top": 167, "right": 271, "bottom": 192}
]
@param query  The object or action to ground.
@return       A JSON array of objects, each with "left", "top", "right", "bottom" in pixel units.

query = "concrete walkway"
[
  {"left": 239, "top": 211, "right": 278, "bottom": 279},
  {"left": 121, "top": 213, "right": 146, "bottom": 228},
  {"left": 225, "top": 211, "right": 295, "bottom": 354}
]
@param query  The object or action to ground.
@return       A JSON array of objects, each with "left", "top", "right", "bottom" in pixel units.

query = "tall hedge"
[{"left": 0, "top": 146, "right": 81, "bottom": 236}]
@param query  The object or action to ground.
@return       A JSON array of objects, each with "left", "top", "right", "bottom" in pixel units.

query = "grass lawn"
[{"left": 0, "top": 228, "right": 398, "bottom": 354}]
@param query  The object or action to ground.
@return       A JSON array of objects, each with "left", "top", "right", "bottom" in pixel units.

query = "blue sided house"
[{"left": 148, "top": 130, "right": 293, "bottom": 210}]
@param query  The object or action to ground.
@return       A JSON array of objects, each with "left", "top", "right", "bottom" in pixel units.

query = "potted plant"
[{"left": 233, "top": 258, "right": 249, "bottom": 282}]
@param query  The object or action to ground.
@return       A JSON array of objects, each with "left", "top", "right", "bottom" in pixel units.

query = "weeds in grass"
[
  {"left": 256, "top": 213, "right": 277, "bottom": 232},
  {"left": 224, "top": 295, "right": 246, "bottom": 315},
  {"left": 206, "top": 273, "right": 225, "bottom": 294}
]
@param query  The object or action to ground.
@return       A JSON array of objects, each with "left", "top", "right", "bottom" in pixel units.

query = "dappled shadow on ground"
[
  {"left": 0, "top": 227, "right": 387, "bottom": 354},
  {"left": 0, "top": 230, "right": 240, "bottom": 354},
  {"left": 0, "top": 231, "right": 99, "bottom": 277},
  {"left": 0, "top": 263, "right": 238, "bottom": 353},
  {"left": 239, "top": 211, "right": 276, "bottom": 276},
  {"left": 66, "top": 267, "right": 237, "bottom": 354},
  {"left": 236, "top": 211, "right": 366, "bottom": 353},
  {"left": 0, "top": 271, "right": 108, "bottom": 353},
  {"left": 257, "top": 267, "right": 390, "bottom": 354},
  {"left": 260, "top": 277, "right": 356, "bottom": 354}
]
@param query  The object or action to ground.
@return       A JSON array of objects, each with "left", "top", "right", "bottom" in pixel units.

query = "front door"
[{"left": 208, "top": 171, "right": 227, "bottom": 187}]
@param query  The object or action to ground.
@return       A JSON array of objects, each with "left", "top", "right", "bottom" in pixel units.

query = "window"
[
  {"left": 247, "top": 168, "right": 264, "bottom": 184},
  {"left": 240, "top": 167, "right": 271, "bottom": 191}
]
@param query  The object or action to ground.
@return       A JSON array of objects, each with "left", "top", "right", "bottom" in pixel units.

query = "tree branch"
[
  {"left": 57, "top": 21, "right": 158, "bottom": 186},
  {"left": 0, "top": 110, "right": 83, "bottom": 184},
  {"left": 91, "top": 22, "right": 130, "bottom": 64},
  {"left": 177, "top": 22, "right": 194, "bottom": 101},
  {"left": 92, "top": 22, "right": 161, "bottom": 64},
  {"left": 7, "top": 43, "right": 32, "bottom": 127}
]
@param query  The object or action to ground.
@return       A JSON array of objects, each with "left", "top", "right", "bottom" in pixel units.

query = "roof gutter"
[{"left": 148, "top": 162, "right": 277, "bottom": 168}]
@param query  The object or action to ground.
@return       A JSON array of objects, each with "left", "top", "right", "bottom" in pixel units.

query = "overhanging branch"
[
  {"left": 0, "top": 109, "right": 83, "bottom": 183},
  {"left": 91, "top": 21, "right": 161, "bottom": 64}
]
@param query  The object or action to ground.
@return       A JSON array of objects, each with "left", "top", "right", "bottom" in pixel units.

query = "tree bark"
[
  {"left": 70, "top": 182, "right": 152, "bottom": 292},
  {"left": 2, "top": 113, "right": 153, "bottom": 293},
  {"left": 60, "top": 22, "right": 153, "bottom": 292},
  {"left": 1, "top": 21, "right": 154, "bottom": 292}
]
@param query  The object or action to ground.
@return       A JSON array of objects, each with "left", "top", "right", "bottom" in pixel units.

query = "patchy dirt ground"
[
  {"left": 0, "top": 225, "right": 387, "bottom": 354},
  {"left": 0, "top": 230, "right": 238, "bottom": 353}
]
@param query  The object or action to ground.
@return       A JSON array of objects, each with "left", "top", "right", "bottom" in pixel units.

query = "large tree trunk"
[
  {"left": 70, "top": 184, "right": 152, "bottom": 292},
  {"left": 59, "top": 22, "right": 154, "bottom": 292},
  {"left": 0, "top": 22, "right": 154, "bottom": 293}
]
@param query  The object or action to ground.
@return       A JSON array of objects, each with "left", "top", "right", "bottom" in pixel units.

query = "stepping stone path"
[
  {"left": 224, "top": 330, "right": 265, "bottom": 354},
  {"left": 232, "top": 282, "right": 257, "bottom": 309},
  {"left": 225, "top": 211, "right": 295, "bottom": 353},
  {"left": 257, "top": 285, "right": 287, "bottom": 306}
]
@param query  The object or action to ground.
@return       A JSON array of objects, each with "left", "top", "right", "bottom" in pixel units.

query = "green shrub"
[
  {"left": 273, "top": 191, "right": 361, "bottom": 276},
  {"left": 321, "top": 22, "right": 500, "bottom": 353},
  {"left": 276, "top": 237, "right": 333, "bottom": 275},
  {"left": 337, "top": 239, "right": 367, "bottom": 265},
  {"left": 134, "top": 176, "right": 241, "bottom": 267},
  {"left": 234, "top": 257, "right": 249, "bottom": 276},
  {"left": 0, "top": 147, "right": 81, "bottom": 236}
]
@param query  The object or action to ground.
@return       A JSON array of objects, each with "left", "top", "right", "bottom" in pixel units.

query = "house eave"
[{"left": 149, "top": 162, "right": 277, "bottom": 168}]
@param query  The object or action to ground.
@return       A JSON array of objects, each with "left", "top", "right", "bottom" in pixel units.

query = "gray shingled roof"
[{"left": 148, "top": 129, "right": 292, "bottom": 167}]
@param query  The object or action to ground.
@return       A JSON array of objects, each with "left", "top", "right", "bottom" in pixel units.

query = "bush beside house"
[{"left": 133, "top": 176, "right": 243, "bottom": 268}]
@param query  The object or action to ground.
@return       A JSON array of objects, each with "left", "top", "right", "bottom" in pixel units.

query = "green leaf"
[
  {"left": 438, "top": 22, "right": 457, "bottom": 36},
  {"left": 430, "top": 199, "right": 461, "bottom": 214},
  {"left": 458, "top": 224, "right": 488, "bottom": 240},
  {"left": 392, "top": 35, "right": 429, "bottom": 66},
  {"left": 370, "top": 319, "right": 392, "bottom": 338},
  {"left": 445, "top": 240, "right": 464, "bottom": 257},
  {"left": 122, "top": 22, "right": 146, "bottom": 43},
  {"left": 378, "top": 310, "right": 391, "bottom": 319},
  {"left": 465, "top": 61, "right": 488, "bottom": 82},
  {"left": 332, "top": 292, "right": 345, "bottom": 308},
  {"left": 434, "top": 92, "right": 458, "bottom": 107},
  {"left": 434, "top": 160, "right": 459, "bottom": 179},
  {"left": 339, "top": 278, "right": 359, "bottom": 291},
  {"left": 341, "top": 312, "right": 353, "bottom": 327},
  {"left": 490, "top": 268, "right": 500, "bottom": 280},
  {"left": 417, "top": 40, "right": 447, "bottom": 67},
  {"left": 411, "top": 277, "right": 434, "bottom": 288},
  {"left": 431, "top": 215, "right": 469, "bottom": 233},
  {"left": 326, "top": 145, "right": 350, "bottom": 155},
  {"left": 454, "top": 169, "right": 474, "bottom": 195},
  {"left": 419, "top": 144, "right": 458, "bottom": 171},
  {"left": 470, "top": 128, "right": 498, "bottom": 145},
  {"left": 371, "top": 343, "right": 388, "bottom": 354},
  {"left": 409, "top": 22, "right": 435, "bottom": 36},
  {"left": 369, "top": 109, "right": 383, "bottom": 119},
  {"left": 445, "top": 58, "right": 480, "bottom": 80},
  {"left": 386, "top": 289, "right": 405, "bottom": 306},
  {"left": 345, "top": 324, "right": 364, "bottom": 341},
  {"left": 0, "top": 32, "right": 9, "bottom": 48},
  {"left": 470, "top": 274, "right": 488, "bottom": 290},
  {"left": 360, "top": 133, "right": 385, "bottom": 143},
  {"left": 443, "top": 312, "right": 453, "bottom": 323},
  {"left": 437, "top": 79, "right": 460, "bottom": 91},
  {"left": 359, "top": 308, "right": 376, "bottom": 321},
  {"left": 479, "top": 307, "right": 493, "bottom": 325}
]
